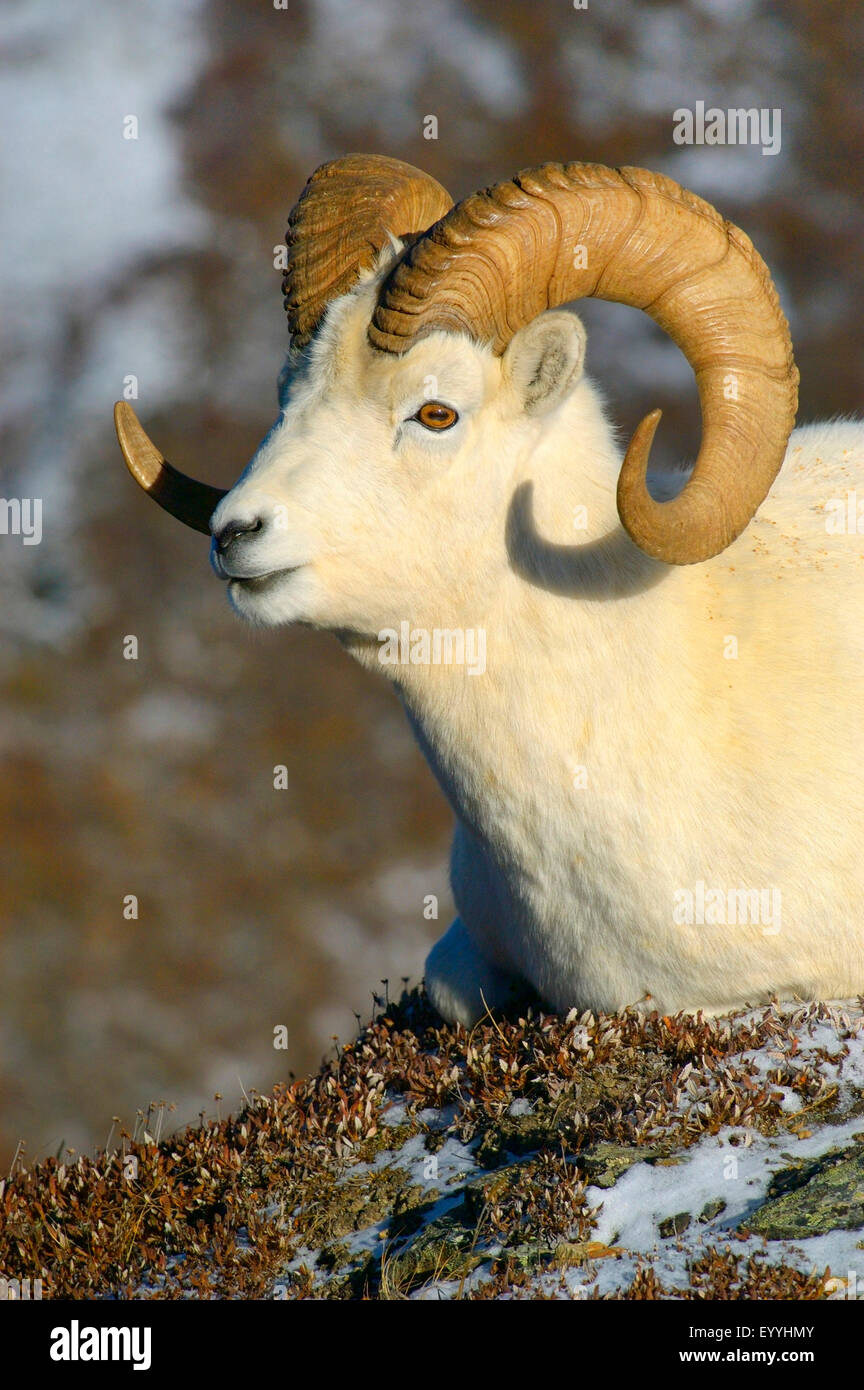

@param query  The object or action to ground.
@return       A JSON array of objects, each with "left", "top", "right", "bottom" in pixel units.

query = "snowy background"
[{"left": 0, "top": 0, "right": 862, "bottom": 1164}]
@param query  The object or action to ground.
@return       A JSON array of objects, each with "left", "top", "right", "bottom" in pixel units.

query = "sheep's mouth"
[
  {"left": 210, "top": 543, "right": 304, "bottom": 589},
  {"left": 227, "top": 567, "right": 301, "bottom": 593}
]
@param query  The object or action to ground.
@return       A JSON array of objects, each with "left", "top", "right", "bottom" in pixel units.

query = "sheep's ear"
[{"left": 503, "top": 310, "right": 587, "bottom": 416}]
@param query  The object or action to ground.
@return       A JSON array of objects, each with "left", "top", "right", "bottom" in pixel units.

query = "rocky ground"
[{"left": 2, "top": 991, "right": 862, "bottom": 1300}]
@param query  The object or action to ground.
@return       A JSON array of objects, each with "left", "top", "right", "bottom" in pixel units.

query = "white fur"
[{"left": 210, "top": 252, "right": 864, "bottom": 1026}]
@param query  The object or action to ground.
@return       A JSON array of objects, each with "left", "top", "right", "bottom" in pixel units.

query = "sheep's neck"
[{"left": 361, "top": 559, "right": 680, "bottom": 871}]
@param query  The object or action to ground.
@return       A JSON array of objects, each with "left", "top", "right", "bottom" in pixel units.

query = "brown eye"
[{"left": 414, "top": 401, "right": 459, "bottom": 431}]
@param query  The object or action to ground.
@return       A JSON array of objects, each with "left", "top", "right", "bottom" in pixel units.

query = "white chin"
[{"left": 226, "top": 570, "right": 310, "bottom": 627}]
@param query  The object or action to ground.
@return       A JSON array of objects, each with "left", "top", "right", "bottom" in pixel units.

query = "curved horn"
[
  {"left": 116, "top": 158, "right": 452, "bottom": 530},
  {"left": 114, "top": 402, "right": 226, "bottom": 535},
  {"left": 283, "top": 154, "right": 453, "bottom": 348},
  {"left": 369, "top": 162, "right": 798, "bottom": 565}
]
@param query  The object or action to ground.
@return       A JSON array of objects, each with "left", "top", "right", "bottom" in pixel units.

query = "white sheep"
[{"left": 115, "top": 155, "right": 864, "bottom": 1027}]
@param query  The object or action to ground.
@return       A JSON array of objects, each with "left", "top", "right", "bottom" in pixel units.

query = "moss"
[
  {"left": 474, "top": 1048, "right": 670, "bottom": 1168},
  {"left": 351, "top": 1121, "right": 418, "bottom": 1163},
  {"left": 304, "top": 1165, "right": 428, "bottom": 1244},
  {"left": 320, "top": 1251, "right": 377, "bottom": 1300},
  {"left": 462, "top": 1159, "right": 534, "bottom": 1219},
  {"left": 382, "top": 1204, "right": 487, "bottom": 1292},
  {"left": 315, "top": 1240, "right": 352, "bottom": 1272}
]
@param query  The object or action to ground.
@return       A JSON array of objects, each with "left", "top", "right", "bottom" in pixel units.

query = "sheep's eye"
[{"left": 414, "top": 401, "right": 459, "bottom": 431}]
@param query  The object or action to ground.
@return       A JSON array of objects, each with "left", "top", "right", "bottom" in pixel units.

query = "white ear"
[{"left": 503, "top": 310, "right": 587, "bottom": 416}]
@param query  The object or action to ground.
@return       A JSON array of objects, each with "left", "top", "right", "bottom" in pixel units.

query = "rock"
[
  {"left": 699, "top": 1197, "right": 727, "bottom": 1223},
  {"left": 579, "top": 1141, "right": 661, "bottom": 1188},
  {"left": 462, "top": 1160, "right": 532, "bottom": 1219},
  {"left": 659, "top": 1211, "right": 691, "bottom": 1238},
  {"left": 503, "top": 1238, "right": 625, "bottom": 1269},
  {"left": 474, "top": 1106, "right": 571, "bottom": 1166},
  {"left": 384, "top": 1202, "right": 485, "bottom": 1289},
  {"left": 745, "top": 1145, "right": 864, "bottom": 1240}
]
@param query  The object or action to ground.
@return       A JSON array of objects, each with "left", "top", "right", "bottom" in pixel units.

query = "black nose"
[{"left": 214, "top": 517, "right": 263, "bottom": 553}]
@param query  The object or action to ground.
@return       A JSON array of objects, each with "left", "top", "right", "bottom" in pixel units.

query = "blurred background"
[{"left": 1, "top": 0, "right": 862, "bottom": 1166}]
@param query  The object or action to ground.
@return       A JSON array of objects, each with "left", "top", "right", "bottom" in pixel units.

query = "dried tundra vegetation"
[{"left": 1, "top": 991, "right": 861, "bottom": 1299}]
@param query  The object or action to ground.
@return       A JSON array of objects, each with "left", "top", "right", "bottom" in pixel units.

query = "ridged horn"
[
  {"left": 116, "top": 158, "right": 452, "bottom": 530},
  {"left": 283, "top": 154, "right": 453, "bottom": 348},
  {"left": 114, "top": 402, "right": 226, "bottom": 535},
  {"left": 369, "top": 162, "right": 798, "bottom": 565}
]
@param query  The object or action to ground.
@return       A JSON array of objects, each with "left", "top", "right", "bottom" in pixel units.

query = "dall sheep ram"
[{"left": 115, "top": 155, "right": 864, "bottom": 1027}]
